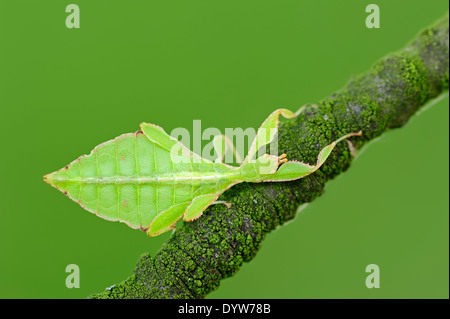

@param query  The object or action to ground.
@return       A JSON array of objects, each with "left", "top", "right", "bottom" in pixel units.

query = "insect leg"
[
  {"left": 245, "top": 108, "right": 296, "bottom": 163},
  {"left": 147, "top": 202, "right": 191, "bottom": 237},
  {"left": 261, "top": 131, "right": 362, "bottom": 182},
  {"left": 183, "top": 194, "right": 223, "bottom": 222},
  {"left": 213, "top": 135, "right": 242, "bottom": 164}
]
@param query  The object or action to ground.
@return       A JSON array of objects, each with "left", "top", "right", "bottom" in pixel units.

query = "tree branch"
[{"left": 90, "top": 14, "right": 449, "bottom": 299}]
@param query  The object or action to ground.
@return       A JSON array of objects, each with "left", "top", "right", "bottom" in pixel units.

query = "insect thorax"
[{"left": 240, "top": 155, "right": 279, "bottom": 182}]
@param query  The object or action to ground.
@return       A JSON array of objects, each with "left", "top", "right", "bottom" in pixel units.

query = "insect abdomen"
[{"left": 45, "top": 131, "right": 237, "bottom": 230}]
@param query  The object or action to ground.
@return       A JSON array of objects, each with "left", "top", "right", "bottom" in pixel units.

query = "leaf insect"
[{"left": 44, "top": 109, "right": 361, "bottom": 237}]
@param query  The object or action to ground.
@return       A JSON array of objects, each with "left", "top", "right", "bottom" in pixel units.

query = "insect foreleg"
[
  {"left": 244, "top": 108, "right": 296, "bottom": 163},
  {"left": 213, "top": 200, "right": 232, "bottom": 208},
  {"left": 261, "top": 131, "right": 362, "bottom": 182}
]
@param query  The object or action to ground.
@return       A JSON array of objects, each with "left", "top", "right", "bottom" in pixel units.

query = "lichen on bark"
[{"left": 90, "top": 14, "right": 449, "bottom": 299}]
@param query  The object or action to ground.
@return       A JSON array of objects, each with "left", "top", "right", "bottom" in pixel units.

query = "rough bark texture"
[{"left": 90, "top": 14, "right": 449, "bottom": 299}]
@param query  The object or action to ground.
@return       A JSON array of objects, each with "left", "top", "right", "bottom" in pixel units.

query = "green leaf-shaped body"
[
  {"left": 44, "top": 109, "right": 361, "bottom": 236},
  {"left": 45, "top": 125, "right": 242, "bottom": 236}
]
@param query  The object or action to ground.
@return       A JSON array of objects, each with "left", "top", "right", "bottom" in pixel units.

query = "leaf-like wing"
[{"left": 44, "top": 127, "right": 239, "bottom": 231}]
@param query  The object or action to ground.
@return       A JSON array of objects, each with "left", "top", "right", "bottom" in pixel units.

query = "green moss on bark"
[{"left": 90, "top": 14, "right": 449, "bottom": 299}]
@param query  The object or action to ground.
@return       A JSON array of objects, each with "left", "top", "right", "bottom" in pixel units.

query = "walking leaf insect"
[{"left": 44, "top": 109, "right": 362, "bottom": 237}]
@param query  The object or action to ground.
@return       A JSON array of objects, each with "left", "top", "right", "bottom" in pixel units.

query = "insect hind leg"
[
  {"left": 147, "top": 202, "right": 190, "bottom": 237},
  {"left": 183, "top": 194, "right": 224, "bottom": 222}
]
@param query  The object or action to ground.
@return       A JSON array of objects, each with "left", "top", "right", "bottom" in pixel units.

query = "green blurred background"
[{"left": 0, "top": 1, "right": 448, "bottom": 298}]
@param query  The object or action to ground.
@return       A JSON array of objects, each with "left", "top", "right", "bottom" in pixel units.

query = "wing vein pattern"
[{"left": 46, "top": 129, "right": 239, "bottom": 230}]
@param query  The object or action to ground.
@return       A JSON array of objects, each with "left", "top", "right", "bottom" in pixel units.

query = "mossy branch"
[{"left": 90, "top": 14, "right": 449, "bottom": 299}]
